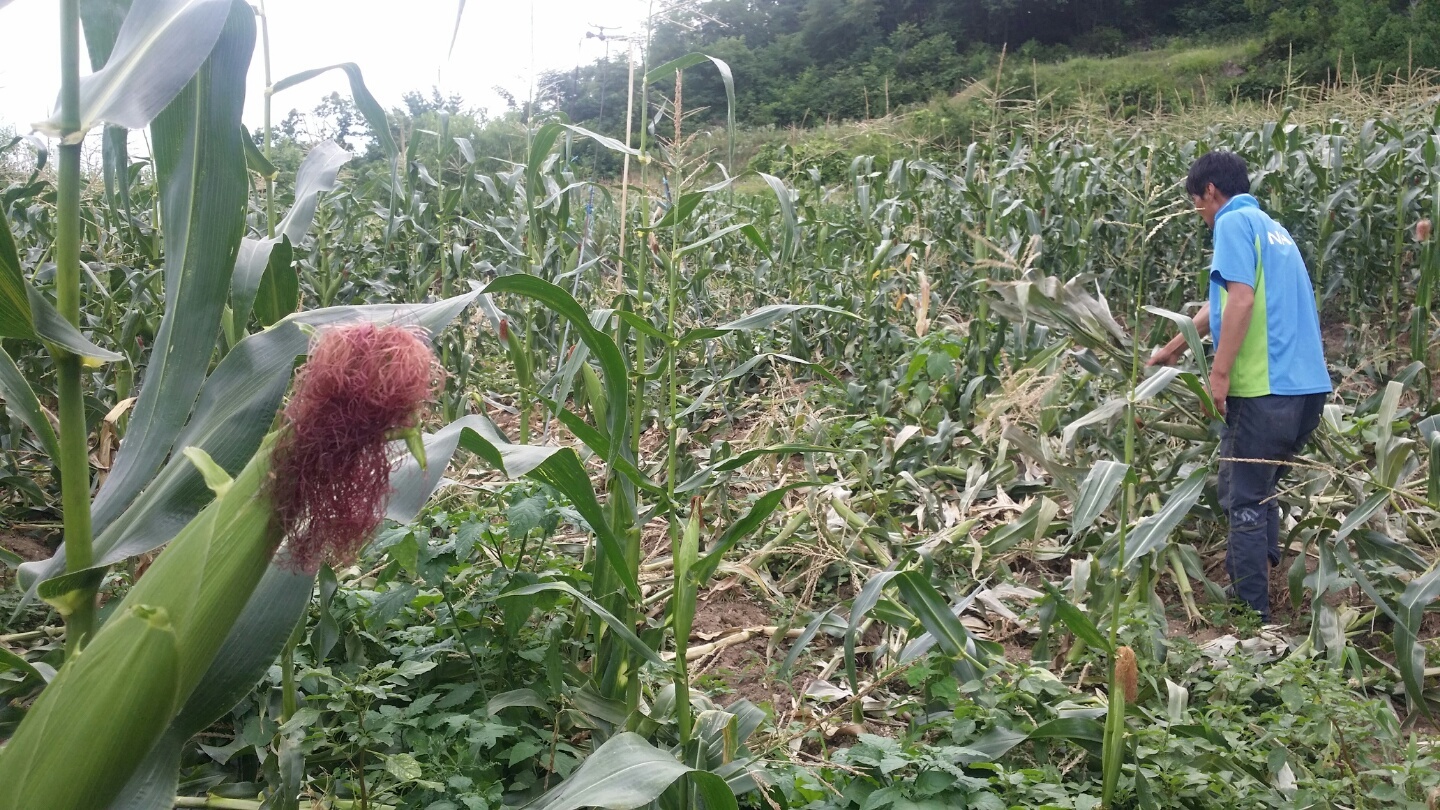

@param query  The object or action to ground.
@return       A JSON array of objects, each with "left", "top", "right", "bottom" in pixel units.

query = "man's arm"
[
  {"left": 1146, "top": 302, "right": 1211, "bottom": 366},
  {"left": 1209, "top": 282, "right": 1254, "bottom": 417}
]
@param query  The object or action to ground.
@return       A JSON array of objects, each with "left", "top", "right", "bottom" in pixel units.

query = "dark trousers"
[{"left": 1217, "top": 393, "right": 1325, "bottom": 621}]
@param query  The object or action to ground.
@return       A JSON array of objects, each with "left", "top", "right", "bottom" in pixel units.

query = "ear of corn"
[
  {"left": 116, "top": 438, "right": 281, "bottom": 697},
  {"left": 0, "top": 439, "right": 281, "bottom": 808},
  {"left": 0, "top": 603, "right": 180, "bottom": 810}
]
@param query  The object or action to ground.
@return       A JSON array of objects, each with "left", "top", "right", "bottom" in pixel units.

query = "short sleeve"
[{"left": 1210, "top": 215, "right": 1257, "bottom": 289}]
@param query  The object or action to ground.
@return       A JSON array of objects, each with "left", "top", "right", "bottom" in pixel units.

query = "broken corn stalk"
[{"left": 0, "top": 439, "right": 281, "bottom": 810}]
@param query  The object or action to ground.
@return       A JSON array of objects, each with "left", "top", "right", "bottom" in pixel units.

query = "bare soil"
[
  {"left": 690, "top": 586, "right": 813, "bottom": 709},
  {"left": 0, "top": 531, "right": 52, "bottom": 562}
]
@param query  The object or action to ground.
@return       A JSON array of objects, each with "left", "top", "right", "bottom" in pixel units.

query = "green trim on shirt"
[{"left": 1223, "top": 234, "right": 1272, "bottom": 397}]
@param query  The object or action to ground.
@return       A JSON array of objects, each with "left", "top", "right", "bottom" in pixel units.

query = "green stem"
[
  {"left": 442, "top": 587, "right": 489, "bottom": 705},
  {"left": 56, "top": 0, "right": 96, "bottom": 656}
]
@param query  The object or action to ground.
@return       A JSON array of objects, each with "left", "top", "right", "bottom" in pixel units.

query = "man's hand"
[
  {"left": 1209, "top": 369, "right": 1230, "bottom": 418},
  {"left": 1147, "top": 343, "right": 1181, "bottom": 367}
]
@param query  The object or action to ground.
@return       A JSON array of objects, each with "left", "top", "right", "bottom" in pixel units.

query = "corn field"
[{"left": 2, "top": 1, "right": 1440, "bottom": 809}]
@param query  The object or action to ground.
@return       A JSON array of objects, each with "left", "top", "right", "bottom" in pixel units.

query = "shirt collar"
[{"left": 1216, "top": 193, "right": 1258, "bottom": 221}]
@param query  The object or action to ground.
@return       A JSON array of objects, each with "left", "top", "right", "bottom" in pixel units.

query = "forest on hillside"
[{"left": 539, "top": 0, "right": 1440, "bottom": 132}]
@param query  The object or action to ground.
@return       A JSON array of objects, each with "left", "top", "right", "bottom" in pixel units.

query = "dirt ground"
[
  {"left": 0, "top": 531, "right": 51, "bottom": 562},
  {"left": 689, "top": 586, "right": 815, "bottom": 709}
]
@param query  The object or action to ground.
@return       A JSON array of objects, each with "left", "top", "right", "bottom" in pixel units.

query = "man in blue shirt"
[{"left": 1149, "top": 151, "right": 1332, "bottom": 622}]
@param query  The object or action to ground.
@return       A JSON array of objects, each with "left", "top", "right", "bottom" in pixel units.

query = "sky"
[{"left": 0, "top": 0, "right": 652, "bottom": 136}]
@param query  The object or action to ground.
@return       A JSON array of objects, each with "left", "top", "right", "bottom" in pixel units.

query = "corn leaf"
[
  {"left": 0, "top": 212, "right": 33, "bottom": 339},
  {"left": 385, "top": 414, "right": 640, "bottom": 600},
  {"left": 1072, "top": 460, "right": 1129, "bottom": 537},
  {"left": 27, "top": 286, "right": 124, "bottom": 361},
  {"left": 502, "top": 583, "right": 663, "bottom": 669},
  {"left": 695, "top": 482, "right": 814, "bottom": 581},
  {"left": 482, "top": 274, "right": 630, "bottom": 450},
  {"left": 1042, "top": 582, "right": 1110, "bottom": 652},
  {"left": 1395, "top": 563, "right": 1440, "bottom": 720},
  {"left": 77, "top": 0, "right": 136, "bottom": 221},
  {"left": 845, "top": 571, "right": 901, "bottom": 692},
  {"left": 1144, "top": 304, "right": 1210, "bottom": 379},
  {"left": 232, "top": 140, "right": 351, "bottom": 329},
  {"left": 1120, "top": 466, "right": 1207, "bottom": 570},
  {"left": 645, "top": 52, "right": 737, "bottom": 170},
  {"left": 4, "top": 212, "right": 121, "bottom": 360},
  {"left": 679, "top": 303, "right": 853, "bottom": 344},
  {"left": 781, "top": 608, "right": 838, "bottom": 677},
  {"left": 892, "top": 571, "right": 1000, "bottom": 683},
  {"left": 0, "top": 346, "right": 60, "bottom": 461},
  {"left": 36, "top": 0, "right": 232, "bottom": 141},
  {"left": 89, "top": 0, "right": 252, "bottom": 533}
]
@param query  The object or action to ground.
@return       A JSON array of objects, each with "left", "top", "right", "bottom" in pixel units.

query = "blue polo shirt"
[{"left": 1209, "top": 194, "right": 1332, "bottom": 397}]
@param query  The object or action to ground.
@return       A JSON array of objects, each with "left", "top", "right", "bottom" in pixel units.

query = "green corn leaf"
[
  {"left": 892, "top": 571, "right": 1000, "bottom": 683},
  {"left": 758, "top": 173, "right": 798, "bottom": 263},
  {"left": 676, "top": 222, "right": 757, "bottom": 256},
  {"left": 1395, "top": 563, "right": 1440, "bottom": 720},
  {"left": 644, "top": 52, "right": 736, "bottom": 169},
  {"left": 482, "top": 274, "right": 629, "bottom": 451},
  {"left": 781, "top": 608, "right": 837, "bottom": 678},
  {"left": 502, "top": 583, "right": 664, "bottom": 669},
  {"left": 170, "top": 563, "right": 315, "bottom": 737},
  {"left": 88, "top": 0, "right": 252, "bottom": 533},
  {"left": 676, "top": 444, "right": 835, "bottom": 494},
  {"left": 6, "top": 212, "right": 121, "bottom": 359},
  {"left": 1144, "top": 304, "right": 1209, "bottom": 379},
  {"left": 36, "top": 0, "right": 232, "bottom": 141},
  {"left": 651, "top": 191, "right": 706, "bottom": 231},
  {"left": 28, "top": 286, "right": 124, "bottom": 361},
  {"left": 1120, "top": 466, "right": 1207, "bottom": 571},
  {"left": 1062, "top": 367, "right": 1180, "bottom": 450},
  {"left": 251, "top": 236, "right": 296, "bottom": 327},
  {"left": 1043, "top": 582, "right": 1110, "bottom": 652},
  {"left": 1334, "top": 490, "right": 1389, "bottom": 543},
  {"left": 0, "top": 210, "right": 33, "bottom": 339},
  {"left": 1073, "top": 460, "right": 1129, "bottom": 537},
  {"left": 233, "top": 140, "right": 351, "bottom": 329},
  {"left": 719, "top": 352, "right": 844, "bottom": 387},
  {"left": 678, "top": 303, "right": 854, "bottom": 345},
  {"left": 385, "top": 415, "right": 559, "bottom": 521},
  {"left": 845, "top": 571, "right": 901, "bottom": 692},
  {"left": 270, "top": 60, "right": 396, "bottom": 243},
  {"left": 0, "top": 346, "right": 60, "bottom": 461},
  {"left": 271, "top": 63, "right": 393, "bottom": 157},
  {"left": 78, "top": 0, "right": 135, "bottom": 221},
  {"left": 239, "top": 126, "right": 277, "bottom": 179},
  {"left": 106, "top": 730, "right": 184, "bottom": 810},
  {"left": 695, "top": 482, "right": 814, "bottom": 582},
  {"left": 0, "top": 645, "right": 54, "bottom": 685},
  {"left": 533, "top": 393, "right": 664, "bottom": 497},
  {"left": 386, "top": 414, "right": 639, "bottom": 600},
  {"left": 1029, "top": 716, "right": 1107, "bottom": 749}
]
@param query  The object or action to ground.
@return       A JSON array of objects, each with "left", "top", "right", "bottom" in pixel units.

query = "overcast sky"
[{"left": 0, "top": 0, "right": 651, "bottom": 135}]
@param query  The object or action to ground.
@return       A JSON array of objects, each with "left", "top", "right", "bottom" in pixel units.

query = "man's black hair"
[{"left": 1186, "top": 151, "right": 1250, "bottom": 199}]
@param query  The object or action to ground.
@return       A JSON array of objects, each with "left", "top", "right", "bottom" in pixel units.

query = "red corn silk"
[{"left": 269, "top": 323, "right": 442, "bottom": 573}]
